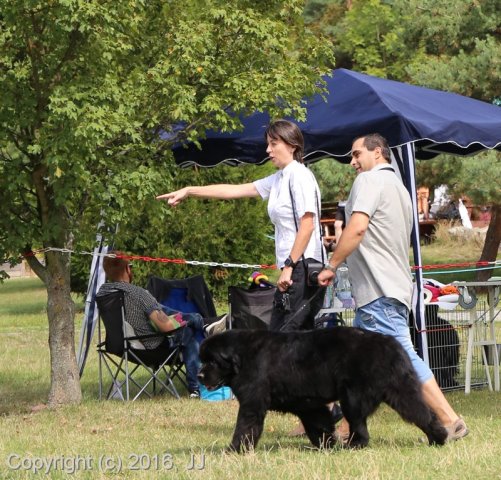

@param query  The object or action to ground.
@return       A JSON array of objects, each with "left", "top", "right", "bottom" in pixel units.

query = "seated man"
[{"left": 97, "top": 251, "right": 226, "bottom": 398}]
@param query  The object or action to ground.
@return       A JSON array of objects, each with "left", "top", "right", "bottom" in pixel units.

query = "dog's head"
[{"left": 197, "top": 332, "right": 242, "bottom": 390}]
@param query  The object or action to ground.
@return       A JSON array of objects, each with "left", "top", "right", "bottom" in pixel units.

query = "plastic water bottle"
[
  {"left": 322, "top": 283, "right": 334, "bottom": 309},
  {"left": 335, "top": 264, "right": 353, "bottom": 308}
]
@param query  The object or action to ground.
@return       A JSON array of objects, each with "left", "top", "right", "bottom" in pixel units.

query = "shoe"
[
  {"left": 188, "top": 389, "right": 200, "bottom": 399},
  {"left": 204, "top": 314, "right": 227, "bottom": 336},
  {"left": 445, "top": 418, "right": 469, "bottom": 442}
]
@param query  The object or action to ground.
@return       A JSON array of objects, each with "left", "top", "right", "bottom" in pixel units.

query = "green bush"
[{"left": 71, "top": 163, "right": 277, "bottom": 303}]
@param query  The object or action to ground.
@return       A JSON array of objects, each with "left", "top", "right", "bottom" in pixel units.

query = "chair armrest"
[{"left": 125, "top": 325, "right": 187, "bottom": 342}]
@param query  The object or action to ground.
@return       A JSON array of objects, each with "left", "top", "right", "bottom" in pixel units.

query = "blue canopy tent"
[
  {"left": 173, "top": 68, "right": 501, "bottom": 363},
  {"left": 174, "top": 68, "right": 501, "bottom": 167}
]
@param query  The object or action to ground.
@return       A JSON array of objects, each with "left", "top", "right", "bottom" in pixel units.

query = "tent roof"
[{"left": 173, "top": 69, "right": 501, "bottom": 167}]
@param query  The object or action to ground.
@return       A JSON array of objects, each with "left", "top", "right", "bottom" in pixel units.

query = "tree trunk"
[
  {"left": 30, "top": 162, "right": 82, "bottom": 407},
  {"left": 45, "top": 249, "right": 82, "bottom": 407},
  {"left": 476, "top": 204, "right": 501, "bottom": 282}
]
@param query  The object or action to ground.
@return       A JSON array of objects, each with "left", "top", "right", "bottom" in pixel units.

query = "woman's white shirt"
[{"left": 253, "top": 160, "right": 324, "bottom": 268}]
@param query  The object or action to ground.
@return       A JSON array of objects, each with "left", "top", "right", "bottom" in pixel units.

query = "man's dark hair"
[
  {"left": 265, "top": 119, "right": 304, "bottom": 163},
  {"left": 354, "top": 133, "right": 391, "bottom": 162}
]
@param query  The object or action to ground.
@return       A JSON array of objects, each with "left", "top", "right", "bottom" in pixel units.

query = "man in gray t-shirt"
[
  {"left": 344, "top": 163, "right": 413, "bottom": 310},
  {"left": 318, "top": 133, "right": 468, "bottom": 444}
]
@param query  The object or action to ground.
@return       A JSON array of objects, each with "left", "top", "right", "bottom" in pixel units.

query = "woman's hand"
[
  {"left": 156, "top": 187, "right": 189, "bottom": 206},
  {"left": 277, "top": 268, "right": 293, "bottom": 292}
]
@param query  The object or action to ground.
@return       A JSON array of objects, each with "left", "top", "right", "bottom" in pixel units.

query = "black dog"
[{"left": 198, "top": 328, "right": 447, "bottom": 452}]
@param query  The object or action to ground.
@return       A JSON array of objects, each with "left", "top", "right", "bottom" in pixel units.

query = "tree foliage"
[
  {"left": 0, "top": 0, "right": 334, "bottom": 405},
  {"left": 310, "top": 158, "right": 355, "bottom": 203},
  {"left": 416, "top": 152, "right": 501, "bottom": 207},
  {"left": 397, "top": 0, "right": 501, "bottom": 274},
  {"left": 72, "top": 162, "right": 278, "bottom": 303},
  {"left": 305, "top": 0, "right": 501, "bottom": 248},
  {"left": 399, "top": 0, "right": 501, "bottom": 101},
  {"left": 304, "top": 0, "right": 414, "bottom": 78},
  {"left": 304, "top": 0, "right": 500, "bottom": 281},
  {"left": 1, "top": 0, "right": 335, "bottom": 271}
]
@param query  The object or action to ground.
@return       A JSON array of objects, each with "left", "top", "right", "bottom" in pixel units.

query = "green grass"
[{"left": 1, "top": 267, "right": 501, "bottom": 478}]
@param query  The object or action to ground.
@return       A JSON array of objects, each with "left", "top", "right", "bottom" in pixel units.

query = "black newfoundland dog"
[{"left": 198, "top": 327, "right": 447, "bottom": 452}]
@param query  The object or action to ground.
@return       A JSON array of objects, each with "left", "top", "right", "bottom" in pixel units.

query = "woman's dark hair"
[{"left": 265, "top": 119, "right": 304, "bottom": 163}]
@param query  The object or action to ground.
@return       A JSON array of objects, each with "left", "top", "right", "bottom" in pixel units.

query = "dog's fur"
[{"left": 198, "top": 327, "right": 447, "bottom": 452}]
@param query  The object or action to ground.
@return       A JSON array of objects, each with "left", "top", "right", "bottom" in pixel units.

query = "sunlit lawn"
[{"left": 1, "top": 223, "right": 500, "bottom": 479}]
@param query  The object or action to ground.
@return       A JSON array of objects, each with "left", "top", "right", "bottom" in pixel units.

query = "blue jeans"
[
  {"left": 162, "top": 307, "right": 205, "bottom": 392},
  {"left": 178, "top": 328, "right": 200, "bottom": 392},
  {"left": 354, "top": 297, "right": 433, "bottom": 383}
]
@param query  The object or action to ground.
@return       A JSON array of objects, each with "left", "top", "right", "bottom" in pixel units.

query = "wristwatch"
[
  {"left": 324, "top": 263, "right": 336, "bottom": 273},
  {"left": 284, "top": 256, "right": 297, "bottom": 269}
]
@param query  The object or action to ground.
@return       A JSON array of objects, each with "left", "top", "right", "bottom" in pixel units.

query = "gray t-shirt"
[{"left": 345, "top": 164, "right": 413, "bottom": 309}]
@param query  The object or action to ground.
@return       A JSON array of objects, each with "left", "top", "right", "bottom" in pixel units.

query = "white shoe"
[{"left": 204, "top": 314, "right": 227, "bottom": 336}]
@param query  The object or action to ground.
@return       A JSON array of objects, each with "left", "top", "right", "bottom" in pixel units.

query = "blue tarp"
[{"left": 173, "top": 68, "right": 501, "bottom": 168}]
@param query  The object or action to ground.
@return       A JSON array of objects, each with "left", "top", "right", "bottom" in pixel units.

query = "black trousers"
[{"left": 270, "top": 259, "right": 325, "bottom": 332}]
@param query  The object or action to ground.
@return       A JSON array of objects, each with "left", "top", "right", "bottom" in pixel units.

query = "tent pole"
[
  {"left": 77, "top": 231, "right": 108, "bottom": 376},
  {"left": 391, "top": 144, "right": 430, "bottom": 366}
]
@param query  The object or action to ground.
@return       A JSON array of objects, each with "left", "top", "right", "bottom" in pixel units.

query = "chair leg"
[
  {"left": 101, "top": 354, "right": 144, "bottom": 401},
  {"left": 106, "top": 357, "right": 127, "bottom": 400},
  {"left": 98, "top": 350, "right": 103, "bottom": 401},
  {"left": 129, "top": 350, "right": 181, "bottom": 400},
  {"left": 125, "top": 351, "right": 130, "bottom": 401},
  {"left": 157, "top": 365, "right": 182, "bottom": 399},
  {"left": 133, "top": 363, "right": 179, "bottom": 400},
  {"left": 99, "top": 346, "right": 185, "bottom": 401}
]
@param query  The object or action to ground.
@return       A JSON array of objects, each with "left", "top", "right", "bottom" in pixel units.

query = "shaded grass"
[
  {"left": 2, "top": 274, "right": 501, "bottom": 479},
  {"left": 0, "top": 278, "right": 84, "bottom": 414}
]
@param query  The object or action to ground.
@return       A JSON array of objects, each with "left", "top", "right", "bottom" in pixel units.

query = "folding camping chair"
[
  {"left": 146, "top": 274, "right": 218, "bottom": 395},
  {"left": 228, "top": 285, "right": 276, "bottom": 330},
  {"left": 96, "top": 290, "right": 186, "bottom": 401},
  {"left": 146, "top": 274, "right": 217, "bottom": 321},
  {"left": 147, "top": 274, "right": 218, "bottom": 346}
]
